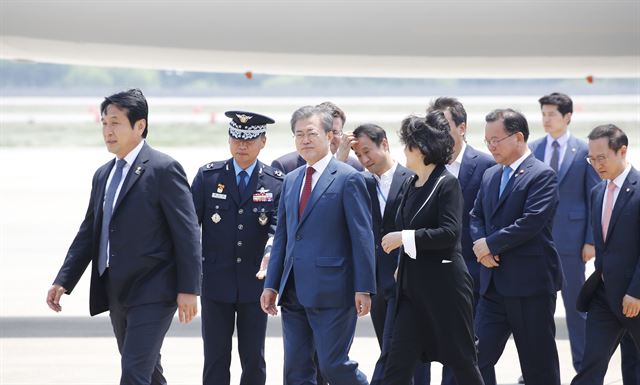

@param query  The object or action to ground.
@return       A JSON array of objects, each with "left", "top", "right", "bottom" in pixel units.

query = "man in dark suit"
[
  {"left": 470, "top": 109, "right": 562, "bottom": 385},
  {"left": 260, "top": 105, "right": 375, "bottom": 385},
  {"left": 428, "top": 97, "right": 495, "bottom": 385},
  {"left": 348, "top": 123, "right": 420, "bottom": 385},
  {"left": 571, "top": 124, "right": 640, "bottom": 385},
  {"left": 191, "top": 111, "right": 283, "bottom": 385},
  {"left": 529, "top": 93, "right": 600, "bottom": 375},
  {"left": 46, "top": 89, "right": 202, "bottom": 385},
  {"left": 271, "top": 101, "right": 363, "bottom": 173}
]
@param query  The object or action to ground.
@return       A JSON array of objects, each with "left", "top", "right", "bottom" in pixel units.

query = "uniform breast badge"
[
  {"left": 258, "top": 210, "right": 269, "bottom": 226},
  {"left": 211, "top": 213, "right": 222, "bottom": 223}
]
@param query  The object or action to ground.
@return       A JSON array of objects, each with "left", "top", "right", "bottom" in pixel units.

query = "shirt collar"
[
  {"left": 117, "top": 139, "right": 145, "bottom": 166},
  {"left": 307, "top": 152, "right": 333, "bottom": 175},
  {"left": 453, "top": 142, "right": 466, "bottom": 165},
  {"left": 546, "top": 131, "right": 570, "bottom": 147},
  {"left": 507, "top": 148, "right": 532, "bottom": 172},
  {"left": 374, "top": 161, "right": 398, "bottom": 183},
  {"left": 610, "top": 163, "right": 633, "bottom": 188},
  {"left": 233, "top": 158, "right": 258, "bottom": 177}
]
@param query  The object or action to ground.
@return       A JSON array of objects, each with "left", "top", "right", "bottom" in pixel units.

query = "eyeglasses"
[
  {"left": 294, "top": 131, "right": 321, "bottom": 141},
  {"left": 586, "top": 154, "right": 608, "bottom": 165},
  {"left": 484, "top": 133, "right": 516, "bottom": 147},
  {"left": 331, "top": 129, "right": 343, "bottom": 137}
]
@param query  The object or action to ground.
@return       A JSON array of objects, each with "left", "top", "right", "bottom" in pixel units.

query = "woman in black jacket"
[{"left": 380, "top": 111, "right": 484, "bottom": 385}]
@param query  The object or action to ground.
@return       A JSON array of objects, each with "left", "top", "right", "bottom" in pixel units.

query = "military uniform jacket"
[{"left": 192, "top": 158, "right": 283, "bottom": 303}]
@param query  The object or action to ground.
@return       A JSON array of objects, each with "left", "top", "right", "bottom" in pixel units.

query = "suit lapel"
[
  {"left": 593, "top": 181, "right": 606, "bottom": 246},
  {"left": 290, "top": 167, "right": 306, "bottom": 224},
  {"left": 532, "top": 137, "right": 546, "bottom": 163},
  {"left": 220, "top": 160, "right": 241, "bottom": 206},
  {"left": 605, "top": 170, "right": 638, "bottom": 245},
  {"left": 113, "top": 144, "right": 148, "bottom": 213},
  {"left": 383, "top": 165, "right": 409, "bottom": 220},
  {"left": 557, "top": 136, "right": 578, "bottom": 184},
  {"left": 459, "top": 146, "right": 477, "bottom": 191},
  {"left": 297, "top": 159, "right": 336, "bottom": 228}
]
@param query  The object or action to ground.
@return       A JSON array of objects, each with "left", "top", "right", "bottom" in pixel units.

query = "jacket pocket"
[{"left": 316, "top": 257, "right": 344, "bottom": 267}]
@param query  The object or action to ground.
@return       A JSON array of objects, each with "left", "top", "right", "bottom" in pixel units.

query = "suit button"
[
  {"left": 238, "top": 224, "right": 244, "bottom": 230},
  {"left": 238, "top": 209, "right": 244, "bottom": 214},
  {"left": 236, "top": 257, "right": 242, "bottom": 263},
  {"left": 295, "top": 235, "right": 301, "bottom": 241},
  {"left": 237, "top": 241, "right": 243, "bottom": 246},
  {"left": 202, "top": 257, "right": 205, "bottom": 261}
]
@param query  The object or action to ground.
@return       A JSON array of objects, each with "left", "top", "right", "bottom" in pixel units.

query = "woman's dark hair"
[{"left": 399, "top": 111, "right": 454, "bottom": 166}]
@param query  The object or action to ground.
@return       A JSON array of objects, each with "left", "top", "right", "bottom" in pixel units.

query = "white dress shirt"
[
  {"left": 601, "top": 163, "right": 632, "bottom": 221},
  {"left": 445, "top": 142, "right": 466, "bottom": 179},
  {"left": 300, "top": 152, "right": 333, "bottom": 199},
  {"left": 373, "top": 162, "right": 398, "bottom": 216}
]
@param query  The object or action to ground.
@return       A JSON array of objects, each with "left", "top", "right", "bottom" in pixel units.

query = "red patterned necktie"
[{"left": 299, "top": 167, "right": 315, "bottom": 219}]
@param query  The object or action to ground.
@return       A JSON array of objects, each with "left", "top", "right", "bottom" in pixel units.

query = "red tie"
[
  {"left": 299, "top": 167, "right": 315, "bottom": 219},
  {"left": 602, "top": 181, "right": 617, "bottom": 241}
]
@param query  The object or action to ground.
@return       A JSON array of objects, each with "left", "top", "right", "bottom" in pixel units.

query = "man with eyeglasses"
[
  {"left": 571, "top": 125, "right": 640, "bottom": 385},
  {"left": 527, "top": 93, "right": 600, "bottom": 381},
  {"left": 470, "top": 109, "right": 562, "bottom": 385},
  {"left": 271, "top": 101, "right": 363, "bottom": 174},
  {"left": 261, "top": 105, "right": 375, "bottom": 385}
]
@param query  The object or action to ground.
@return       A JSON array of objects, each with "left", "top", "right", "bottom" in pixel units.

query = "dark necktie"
[
  {"left": 499, "top": 165, "right": 512, "bottom": 198},
  {"left": 550, "top": 140, "right": 560, "bottom": 172},
  {"left": 98, "top": 159, "right": 127, "bottom": 276},
  {"left": 299, "top": 167, "right": 315, "bottom": 219},
  {"left": 238, "top": 170, "right": 248, "bottom": 198}
]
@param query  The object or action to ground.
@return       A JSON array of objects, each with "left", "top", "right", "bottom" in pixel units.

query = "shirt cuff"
[
  {"left": 402, "top": 230, "right": 417, "bottom": 259},
  {"left": 265, "top": 288, "right": 278, "bottom": 295},
  {"left": 355, "top": 292, "right": 371, "bottom": 295}
]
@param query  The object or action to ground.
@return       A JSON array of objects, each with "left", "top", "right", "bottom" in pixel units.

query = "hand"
[
  {"left": 335, "top": 131, "right": 357, "bottom": 162},
  {"left": 582, "top": 243, "right": 595, "bottom": 263},
  {"left": 176, "top": 293, "right": 198, "bottom": 324},
  {"left": 479, "top": 254, "right": 500, "bottom": 268},
  {"left": 355, "top": 293, "right": 371, "bottom": 317},
  {"left": 260, "top": 289, "right": 278, "bottom": 316},
  {"left": 256, "top": 255, "right": 269, "bottom": 280},
  {"left": 46, "top": 284, "right": 66, "bottom": 312},
  {"left": 623, "top": 294, "right": 640, "bottom": 318},
  {"left": 381, "top": 231, "right": 403, "bottom": 253},
  {"left": 473, "top": 238, "right": 492, "bottom": 261}
]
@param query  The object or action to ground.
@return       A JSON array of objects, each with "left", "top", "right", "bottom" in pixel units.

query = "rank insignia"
[
  {"left": 274, "top": 169, "right": 284, "bottom": 177},
  {"left": 211, "top": 213, "right": 221, "bottom": 223}
]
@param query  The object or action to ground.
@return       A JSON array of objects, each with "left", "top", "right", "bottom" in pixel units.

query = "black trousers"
[{"left": 106, "top": 272, "right": 177, "bottom": 385}]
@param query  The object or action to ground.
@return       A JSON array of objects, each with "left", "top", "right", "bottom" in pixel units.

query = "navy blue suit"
[
  {"left": 265, "top": 157, "right": 375, "bottom": 385},
  {"left": 441, "top": 145, "right": 495, "bottom": 385},
  {"left": 530, "top": 134, "right": 599, "bottom": 371},
  {"left": 572, "top": 167, "right": 640, "bottom": 385},
  {"left": 271, "top": 150, "right": 363, "bottom": 173},
  {"left": 191, "top": 159, "right": 283, "bottom": 385},
  {"left": 470, "top": 153, "right": 562, "bottom": 385},
  {"left": 53, "top": 142, "right": 202, "bottom": 385}
]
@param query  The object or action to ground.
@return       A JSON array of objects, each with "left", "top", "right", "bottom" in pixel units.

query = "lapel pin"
[
  {"left": 627, "top": 188, "right": 631, "bottom": 192},
  {"left": 572, "top": 147, "right": 576, "bottom": 152},
  {"left": 134, "top": 166, "right": 142, "bottom": 175}
]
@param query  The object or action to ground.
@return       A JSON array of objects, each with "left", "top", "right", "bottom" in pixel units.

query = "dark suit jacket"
[
  {"left": 191, "top": 158, "right": 283, "bottom": 303},
  {"left": 530, "top": 134, "right": 600, "bottom": 256},
  {"left": 54, "top": 143, "right": 202, "bottom": 315},
  {"left": 470, "top": 154, "right": 562, "bottom": 297},
  {"left": 265, "top": 157, "right": 376, "bottom": 307},
  {"left": 365, "top": 164, "right": 414, "bottom": 300},
  {"left": 271, "top": 151, "right": 363, "bottom": 174},
  {"left": 458, "top": 146, "right": 496, "bottom": 284},
  {"left": 588, "top": 167, "right": 640, "bottom": 316}
]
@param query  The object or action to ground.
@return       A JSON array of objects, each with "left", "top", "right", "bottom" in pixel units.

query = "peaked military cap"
[{"left": 225, "top": 110, "right": 275, "bottom": 140}]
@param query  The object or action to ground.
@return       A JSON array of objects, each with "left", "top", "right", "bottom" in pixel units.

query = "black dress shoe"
[{"left": 518, "top": 374, "right": 525, "bottom": 383}]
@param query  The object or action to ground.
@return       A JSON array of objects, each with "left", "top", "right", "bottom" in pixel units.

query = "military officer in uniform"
[{"left": 191, "top": 111, "right": 283, "bottom": 385}]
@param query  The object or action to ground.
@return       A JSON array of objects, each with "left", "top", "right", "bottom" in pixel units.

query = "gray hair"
[{"left": 290, "top": 105, "right": 333, "bottom": 134}]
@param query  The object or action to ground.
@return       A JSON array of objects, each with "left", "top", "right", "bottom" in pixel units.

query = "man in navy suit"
[
  {"left": 271, "top": 101, "right": 363, "bottom": 173},
  {"left": 261, "top": 105, "right": 375, "bottom": 385},
  {"left": 191, "top": 111, "right": 283, "bottom": 385},
  {"left": 46, "top": 89, "right": 202, "bottom": 385},
  {"left": 428, "top": 97, "right": 495, "bottom": 385},
  {"left": 347, "top": 123, "right": 420, "bottom": 385},
  {"left": 529, "top": 93, "right": 600, "bottom": 375},
  {"left": 571, "top": 124, "right": 640, "bottom": 385},
  {"left": 470, "top": 109, "right": 562, "bottom": 385}
]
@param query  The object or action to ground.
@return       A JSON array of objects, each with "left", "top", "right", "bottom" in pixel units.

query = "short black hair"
[
  {"left": 399, "top": 111, "right": 454, "bottom": 166},
  {"left": 353, "top": 123, "right": 387, "bottom": 147},
  {"left": 427, "top": 96, "right": 467, "bottom": 126},
  {"left": 485, "top": 108, "right": 529, "bottom": 142},
  {"left": 317, "top": 101, "right": 346, "bottom": 125},
  {"left": 100, "top": 88, "right": 149, "bottom": 138},
  {"left": 538, "top": 92, "right": 573, "bottom": 116},
  {"left": 588, "top": 124, "right": 628, "bottom": 152}
]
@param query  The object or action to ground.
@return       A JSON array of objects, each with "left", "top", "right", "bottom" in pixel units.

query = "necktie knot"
[
  {"left": 299, "top": 167, "right": 316, "bottom": 219},
  {"left": 306, "top": 166, "right": 315, "bottom": 178},
  {"left": 607, "top": 181, "right": 617, "bottom": 192},
  {"left": 552, "top": 140, "right": 560, "bottom": 148}
]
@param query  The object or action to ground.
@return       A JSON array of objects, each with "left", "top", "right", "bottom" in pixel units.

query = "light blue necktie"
[
  {"left": 98, "top": 159, "right": 126, "bottom": 276},
  {"left": 499, "top": 165, "right": 512, "bottom": 198}
]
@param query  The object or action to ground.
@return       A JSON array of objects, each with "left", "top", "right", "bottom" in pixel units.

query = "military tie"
[
  {"left": 499, "top": 165, "right": 512, "bottom": 198},
  {"left": 550, "top": 140, "right": 560, "bottom": 172},
  {"left": 238, "top": 170, "right": 248, "bottom": 198},
  {"left": 98, "top": 159, "right": 127, "bottom": 276}
]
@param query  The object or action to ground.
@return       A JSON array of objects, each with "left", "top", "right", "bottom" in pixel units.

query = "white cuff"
[{"left": 402, "top": 230, "right": 417, "bottom": 259}]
